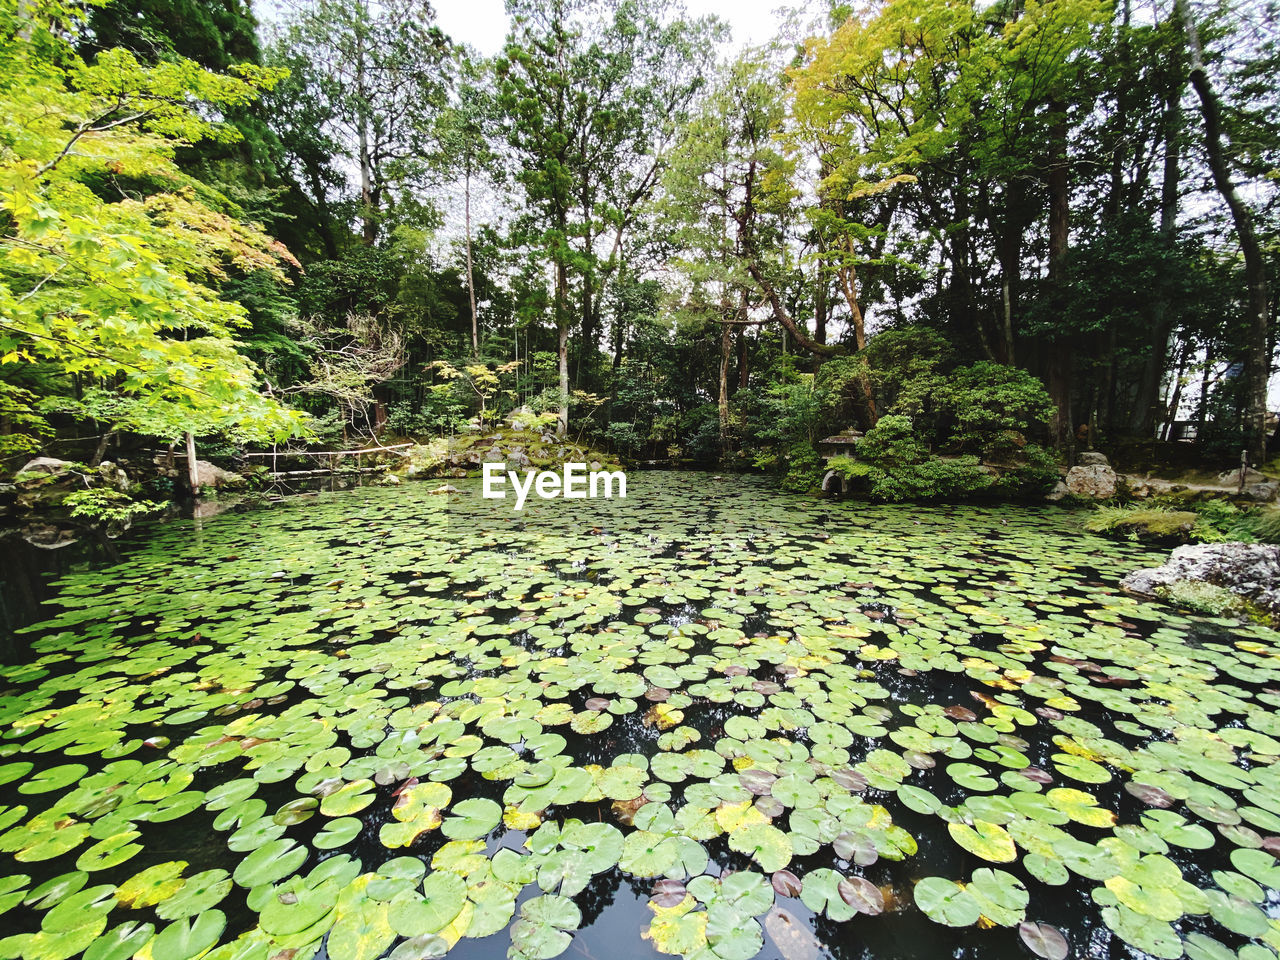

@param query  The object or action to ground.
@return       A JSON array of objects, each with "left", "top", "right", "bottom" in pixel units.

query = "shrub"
[{"left": 780, "top": 441, "right": 823, "bottom": 493}]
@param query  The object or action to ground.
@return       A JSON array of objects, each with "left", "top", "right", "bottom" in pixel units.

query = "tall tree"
[
  {"left": 270, "top": 0, "right": 452, "bottom": 248},
  {"left": 0, "top": 0, "right": 307, "bottom": 452},
  {"left": 1176, "top": 0, "right": 1272, "bottom": 463}
]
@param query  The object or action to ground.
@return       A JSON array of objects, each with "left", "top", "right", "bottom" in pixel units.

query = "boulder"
[
  {"left": 20, "top": 522, "right": 77, "bottom": 549},
  {"left": 1079, "top": 451, "right": 1110, "bottom": 467},
  {"left": 1122, "top": 543, "right": 1280, "bottom": 619},
  {"left": 17, "top": 457, "right": 76, "bottom": 478},
  {"left": 193, "top": 461, "right": 243, "bottom": 489},
  {"left": 1065, "top": 463, "right": 1117, "bottom": 500},
  {"left": 1243, "top": 481, "right": 1278, "bottom": 503},
  {"left": 1044, "top": 480, "right": 1070, "bottom": 502},
  {"left": 1218, "top": 467, "right": 1267, "bottom": 487},
  {"left": 97, "top": 461, "right": 130, "bottom": 493}
]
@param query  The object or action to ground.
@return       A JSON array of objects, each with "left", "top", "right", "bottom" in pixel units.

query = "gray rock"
[
  {"left": 193, "top": 461, "right": 243, "bottom": 489},
  {"left": 1079, "top": 451, "right": 1109, "bottom": 467},
  {"left": 1065, "top": 463, "right": 1117, "bottom": 499},
  {"left": 1218, "top": 467, "right": 1266, "bottom": 487},
  {"left": 1122, "top": 543, "right": 1280, "bottom": 616},
  {"left": 1244, "top": 481, "right": 1278, "bottom": 503},
  {"left": 1044, "top": 480, "right": 1070, "bottom": 502},
  {"left": 97, "top": 461, "right": 130, "bottom": 493},
  {"left": 18, "top": 457, "right": 75, "bottom": 477},
  {"left": 21, "top": 523, "right": 77, "bottom": 548}
]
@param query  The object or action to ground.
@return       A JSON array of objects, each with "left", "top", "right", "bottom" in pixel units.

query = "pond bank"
[{"left": 1, "top": 474, "right": 1278, "bottom": 960}]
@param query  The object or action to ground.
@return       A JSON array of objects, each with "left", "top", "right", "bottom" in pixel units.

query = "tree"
[
  {"left": 0, "top": 0, "right": 307, "bottom": 457},
  {"left": 1176, "top": 0, "right": 1272, "bottom": 464},
  {"left": 497, "top": 0, "right": 721, "bottom": 436},
  {"left": 269, "top": 0, "right": 453, "bottom": 248},
  {"left": 434, "top": 53, "right": 503, "bottom": 358}
]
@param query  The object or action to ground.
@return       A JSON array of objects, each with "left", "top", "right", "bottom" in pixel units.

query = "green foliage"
[
  {"left": 0, "top": 0, "right": 307, "bottom": 446},
  {"left": 1084, "top": 507, "right": 1209, "bottom": 544},
  {"left": 934, "top": 363, "right": 1056, "bottom": 459},
  {"left": 0, "top": 381, "right": 54, "bottom": 462},
  {"left": 1083, "top": 500, "right": 1268, "bottom": 544},
  {"left": 780, "top": 441, "right": 823, "bottom": 493},
  {"left": 1154, "top": 580, "right": 1248, "bottom": 619},
  {"left": 62, "top": 488, "right": 160, "bottom": 527}
]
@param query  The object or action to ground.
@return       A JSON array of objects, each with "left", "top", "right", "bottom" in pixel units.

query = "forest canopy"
[{"left": 1, "top": 0, "right": 1277, "bottom": 492}]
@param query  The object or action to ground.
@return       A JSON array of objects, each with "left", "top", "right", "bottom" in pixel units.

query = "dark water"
[{"left": 0, "top": 473, "right": 1276, "bottom": 960}]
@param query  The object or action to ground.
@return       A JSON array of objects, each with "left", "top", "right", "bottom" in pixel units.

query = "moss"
[
  {"left": 1083, "top": 507, "right": 1202, "bottom": 543},
  {"left": 1154, "top": 579, "right": 1274, "bottom": 625}
]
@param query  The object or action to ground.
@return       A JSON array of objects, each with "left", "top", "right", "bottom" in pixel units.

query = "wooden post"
[{"left": 185, "top": 432, "right": 200, "bottom": 498}]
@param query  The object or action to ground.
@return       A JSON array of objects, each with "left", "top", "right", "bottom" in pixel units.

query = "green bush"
[
  {"left": 780, "top": 441, "right": 824, "bottom": 493},
  {"left": 63, "top": 489, "right": 160, "bottom": 528}
]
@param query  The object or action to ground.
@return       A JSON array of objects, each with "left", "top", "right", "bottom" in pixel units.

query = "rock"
[
  {"left": 1044, "top": 480, "right": 1070, "bottom": 502},
  {"left": 1079, "top": 451, "right": 1110, "bottom": 467},
  {"left": 1065, "top": 463, "right": 1117, "bottom": 499},
  {"left": 97, "top": 461, "right": 130, "bottom": 493},
  {"left": 193, "top": 461, "right": 243, "bottom": 489},
  {"left": 1122, "top": 542, "right": 1280, "bottom": 619},
  {"left": 429, "top": 484, "right": 459, "bottom": 495},
  {"left": 1243, "top": 481, "right": 1278, "bottom": 503},
  {"left": 17, "top": 457, "right": 75, "bottom": 478},
  {"left": 1217, "top": 467, "right": 1266, "bottom": 487},
  {"left": 20, "top": 523, "right": 77, "bottom": 549},
  {"left": 380, "top": 474, "right": 401, "bottom": 485}
]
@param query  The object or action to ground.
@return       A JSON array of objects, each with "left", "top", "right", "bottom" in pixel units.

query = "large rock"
[
  {"left": 17, "top": 457, "right": 76, "bottom": 478},
  {"left": 1078, "top": 451, "right": 1110, "bottom": 467},
  {"left": 1122, "top": 543, "right": 1280, "bottom": 618},
  {"left": 193, "top": 461, "right": 243, "bottom": 489},
  {"left": 1065, "top": 463, "right": 1117, "bottom": 499},
  {"left": 97, "top": 461, "right": 130, "bottom": 493},
  {"left": 1243, "top": 481, "right": 1278, "bottom": 503},
  {"left": 1218, "top": 467, "right": 1267, "bottom": 487},
  {"left": 1044, "top": 480, "right": 1070, "bottom": 502}
]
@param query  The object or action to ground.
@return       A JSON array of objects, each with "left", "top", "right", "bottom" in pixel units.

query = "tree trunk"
[
  {"left": 1177, "top": 0, "right": 1271, "bottom": 463},
  {"left": 1047, "top": 101, "right": 1074, "bottom": 455},
  {"left": 1130, "top": 64, "right": 1183, "bottom": 435},
  {"left": 737, "top": 328, "right": 748, "bottom": 389},
  {"left": 718, "top": 318, "right": 732, "bottom": 447},
  {"left": 356, "top": 31, "right": 376, "bottom": 247},
  {"left": 997, "top": 179, "right": 1025, "bottom": 365},
  {"left": 464, "top": 160, "right": 478, "bottom": 358},
  {"left": 185, "top": 432, "right": 200, "bottom": 498},
  {"left": 556, "top": 320, "right": 569, "bottom": 439},
  {"left": 90, "top": 427, "right": 117, "bottom": 467}
]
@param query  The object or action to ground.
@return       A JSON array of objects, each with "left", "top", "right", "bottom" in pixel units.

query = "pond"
[{"left": 0, "top": 472, "right": 1278, "bottom": 960}]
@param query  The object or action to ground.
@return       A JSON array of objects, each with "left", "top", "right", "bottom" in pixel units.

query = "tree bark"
[
  {"left": 90, "top": 427, "right": 116, "bottom": 467},
  {"left": 1046, "top": 101, "right": 1074, "bottom": 455},
  {"left": 185, "top": 432, "right": 200, "bottom": 498},
  {"left": 718, "top": 317, "right": 732, "bottom": 446},
  {"left": 1177, "top": 0, "right": 1271, "bottom": 463},
  {"left": 464, "top": 159, "right": 478, "bottom": 358},
  {"left": 1130, "top": 58, "right": 1184, "bottom": 435},
  {"left": 356, "top": 26, "right": 376, "bottom": 246}
]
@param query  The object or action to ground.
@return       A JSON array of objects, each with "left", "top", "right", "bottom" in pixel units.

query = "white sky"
[{"left": 433, "top": 0, "right": 795, "bottom": 56}]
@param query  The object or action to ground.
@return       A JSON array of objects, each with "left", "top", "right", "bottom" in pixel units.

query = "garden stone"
[
  {"left": 17, "top": 457, "right": 75, "bottom": 478},
  {"left": 1078, "top": 451, "right": 1109, "bottom": 466},
  {"left": 194, "top": 461, "right": 244, "bottom": 489},
  {"left": 1243, "top": 481, "right": 1278, "bottom": 503},
  {"left": 1044, "top": 481, "right": 1069, "bottom": 502},
  {"left": 1065, "top": 463, "right": 1116, "bottom": 499},
  {"left": 1218, "top": 467, "right": 1266, "bottom": 486},
  {"left": 1122, "top": 543, "right": 1280, "bottom": 618}
]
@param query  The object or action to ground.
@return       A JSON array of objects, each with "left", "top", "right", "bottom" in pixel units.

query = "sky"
[{"left": 434, "top": 0, "right": 793, "bottom": 56}]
